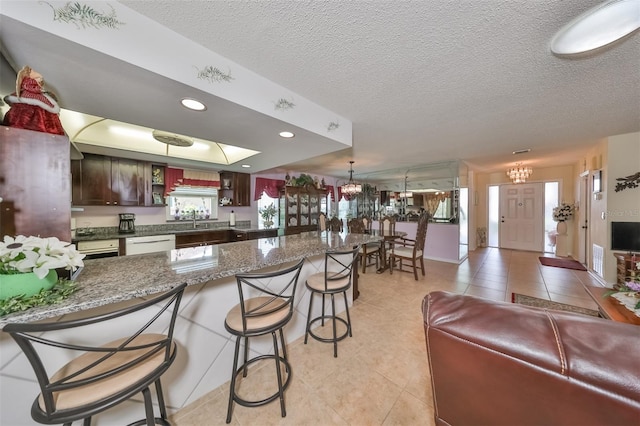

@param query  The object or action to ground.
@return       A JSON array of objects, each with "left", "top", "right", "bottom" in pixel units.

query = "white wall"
[{"left": 603, "top": 132, "right": 640, "bottom": 284}]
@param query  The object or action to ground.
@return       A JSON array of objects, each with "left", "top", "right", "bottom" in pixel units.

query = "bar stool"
[
  {"left": 4, "top": 283, "right": 187, "bottom": 426},
  {"left": 304, "top": 246, "right": 359, "bottom": 357},
  {"left": 224, "top": 259, "right": 305, "bottom": 423}
]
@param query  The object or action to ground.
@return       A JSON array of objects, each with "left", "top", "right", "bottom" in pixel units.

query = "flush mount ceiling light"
[
  {"left": 507, "top": 163, "right": 533, "bottom": 184},
  {"left": 279, "top": 131, "right": 295, "bottom": 138},
  {"left": 180, "top": 98, "right": 207, "bottom": 111},
  {"left": 152, "top": 130, "right": 194, "bottom": 147},
  {"left": 241, "top": 164, "right": 251, "bottom": 168},
  {"left": 341, "top": 161, "right": 362, "bottom": 195},
  {"left": 551, "top": 0, "right": 640, "bottom": 55}
]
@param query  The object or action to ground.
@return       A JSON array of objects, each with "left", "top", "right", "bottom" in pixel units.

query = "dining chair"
[
  {"left": 304, "top": 246, "right": 359, "bottom": 357},
  {"left": 389, "top": 213, "right": 429, "bottom": 280},
  {"left": 318, "top": 212, "right": 327, "bottom": 231},
  {"left": 224, "top": 259, "right": 305, "bottom": 423},
  {"left": 328, "top": 216, "right": 343, "bottom": 232},
  {"left": 378, "top": 215, "right": 397, "bottom": 265},
  {"left": 348, "top": 217, "right": 381, "bottom": 273},
  {"left": 4, "top": 283, "right": 187, "bottom": 426}
]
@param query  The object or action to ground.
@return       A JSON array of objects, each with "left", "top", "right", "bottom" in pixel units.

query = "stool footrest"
[
  {"left": 231, "top": 354, "right": 292, "bottom": 408},
  {"left": 306, "top": 316, "right": 350, "bottom": 344}
]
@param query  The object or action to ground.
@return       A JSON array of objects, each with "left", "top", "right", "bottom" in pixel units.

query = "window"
[
  {"left": 257, "top": 192, "right": 279, "bottom": 229},
  {"left": 166, "top": 187, "right": 218, "bottom": 221}
]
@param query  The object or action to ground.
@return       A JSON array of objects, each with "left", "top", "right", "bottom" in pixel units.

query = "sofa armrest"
[{"left": 422, "top": 291, "right": 640, "bottom": 426}]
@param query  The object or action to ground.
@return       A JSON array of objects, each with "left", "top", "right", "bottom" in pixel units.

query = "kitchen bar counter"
[
  {"left": 0, "top": 230, "right": 381, "bottom": 328},
  {"left": 1, "top": 231, "right": 382, "bottom": 425}
]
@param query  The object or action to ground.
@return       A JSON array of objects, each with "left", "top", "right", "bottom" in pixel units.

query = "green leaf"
[{"left": 0, "top": 279, "right": 78, "bottom": 317}]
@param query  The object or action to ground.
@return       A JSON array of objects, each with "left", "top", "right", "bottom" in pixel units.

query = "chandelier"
[
  {"left": 341, "top": 161, "right": 362, "bottom": 195},
  {"left": 507, "top": 163, "right": 533, "bottom": 184}
]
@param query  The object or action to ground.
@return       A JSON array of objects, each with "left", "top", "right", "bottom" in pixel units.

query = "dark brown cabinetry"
[
  {"left": 230, "top": 229, "right": 278, "bottom": 241},
  {"left": 72, "top": 154, "right": 164, "bottom": 206},
  {"left": 614, "top": 252, "right": 640, "bottom": 286},
  {"left": 150, "top": 164, "right": 166, "bottom": 205},
  {"left": 219, "top": 171, "right": 250, "bottom": 207},
  {"left": 175, "top": 230, "right": 230, "bottom": 248},
  {"left": 175, "top": 228, "right": 278, "bottom": 248},
  {"left": 0, "top": 127, "right": 71, "bottom": 241}
]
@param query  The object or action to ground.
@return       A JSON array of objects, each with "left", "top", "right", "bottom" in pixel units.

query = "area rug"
[
  {"left": 512, "top": 293, "right": 599, "bottom": 317},
  {"left": 538, "top": 257, "right": 587, "bottom": 271}
]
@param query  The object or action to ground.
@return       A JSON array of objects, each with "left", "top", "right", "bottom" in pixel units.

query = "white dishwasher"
[{"left": 125, "top": 234, "right": 176, "bottom": 255}]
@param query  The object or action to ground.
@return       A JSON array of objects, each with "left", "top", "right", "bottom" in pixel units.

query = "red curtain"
[
  {"left": 254, "top": 177, "right": 285, "bottom": 200},
  {"left": 182, "top": 178, "right": 221, "bottom": 187},
  {"left": 165, "top": 167, "right": 184, "bottom": 196},
  {"left": 325, "top": 185, "right": 336, "bottom": 200}
]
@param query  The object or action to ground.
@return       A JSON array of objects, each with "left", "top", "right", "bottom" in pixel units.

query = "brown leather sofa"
[{"left": 422, "top": 291, "right": 640, "bottom": 426}]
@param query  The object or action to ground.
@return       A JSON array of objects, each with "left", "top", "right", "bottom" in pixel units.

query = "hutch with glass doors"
[{"left": 279, "top": 185, "right": 328, "bottom": 235}]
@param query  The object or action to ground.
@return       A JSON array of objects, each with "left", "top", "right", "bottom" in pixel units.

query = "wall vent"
[{"left": 592, "top": 244, "right": 604, "bottom": 277}]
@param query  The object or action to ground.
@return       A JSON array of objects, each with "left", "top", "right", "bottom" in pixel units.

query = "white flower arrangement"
[
  {"left": 0, "top": 235, "right": 85, "bottom": 279},
  {"left": 552, "top": 203, "right": 575, "bottom": 222}
]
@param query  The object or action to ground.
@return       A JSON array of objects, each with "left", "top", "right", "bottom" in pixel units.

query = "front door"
[{"left": 499, "top": 183, "right": 544, "bottom": 251}]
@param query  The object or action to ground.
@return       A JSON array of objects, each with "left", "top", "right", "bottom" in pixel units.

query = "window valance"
[
  {"left": 255, "top": 177, "right": 285, "bottom": 200},
  {"left": 165, "top": 168, "right": 221, "bottom": 196}
]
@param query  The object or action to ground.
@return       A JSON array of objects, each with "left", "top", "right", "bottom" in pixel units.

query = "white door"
[{"left": 499, "top": 183, "right": 544, "bottom": 251}]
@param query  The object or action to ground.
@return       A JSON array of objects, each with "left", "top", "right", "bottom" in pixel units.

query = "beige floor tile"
[
  {"left": 170, "top": 247, "right": 603, "bottom": 425},
  {"left": 382, "top": 391, "right": 435, "bottom": 426}
]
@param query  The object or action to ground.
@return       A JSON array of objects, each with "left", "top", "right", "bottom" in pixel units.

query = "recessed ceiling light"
[
  {"left": 241, "top": 164, "right": 251, "bottom": 168},
  {"left": 181, "top": 98, "right": 207, "bottom": 111},
  {"left": 279, "top": 131, "right": 295, "bottom": 138}
]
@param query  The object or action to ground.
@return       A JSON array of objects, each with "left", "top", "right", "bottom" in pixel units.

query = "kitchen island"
[{"left": 0, "top": 231, "right": 381, "bottom": 425}]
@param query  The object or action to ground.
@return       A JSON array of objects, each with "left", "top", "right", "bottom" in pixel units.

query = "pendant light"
[{"left": 341, "top": 161, "right": 362, "bottom": 195}]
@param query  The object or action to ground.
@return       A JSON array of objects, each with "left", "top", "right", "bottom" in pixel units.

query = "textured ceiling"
[
  {"left": 120, "top": 0, "right": 640, "bottom": 179},
  {"left": 3, "top": 0, "right": 640, "bottom": 183}
]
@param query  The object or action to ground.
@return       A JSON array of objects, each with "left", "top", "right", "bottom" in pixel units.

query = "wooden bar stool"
[
  {"left": 304, "top": 246, "right": 359, "bottom": 357},
  {"left": 224, "top": 259, "right": 305, "bottom": 423},
  {"left": 4, "top": 283, "right": 187, "bottom": 426}
]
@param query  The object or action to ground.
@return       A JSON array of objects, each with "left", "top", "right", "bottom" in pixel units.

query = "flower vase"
[
  {"left": 556, "top": 221, "right": 567, "bottom": 235},
  {"left": 0, "top": 270, "right": 58, "bottom": 300}
]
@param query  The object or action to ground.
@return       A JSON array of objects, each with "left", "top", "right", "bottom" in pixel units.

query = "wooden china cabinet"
[{"left": 280, "top": 185, "right": 328, "bottom": 235}]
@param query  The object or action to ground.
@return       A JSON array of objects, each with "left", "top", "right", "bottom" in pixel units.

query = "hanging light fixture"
[
  {"left": 507, "top": 163, "right": 533, "bottom": 184},
  {"left": 341, "top": 161, "right": 362, "bottom": 195}
]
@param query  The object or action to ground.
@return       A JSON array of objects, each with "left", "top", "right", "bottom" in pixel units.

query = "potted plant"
[
  {"left": 259, "top": 203, "right": 278, "bottom": 228},
  {"left": 552, "top": 202, "right": 575, "bottom": 235},
  {"left": 0, "top": 235, "right": 85, "bottom": 300}
]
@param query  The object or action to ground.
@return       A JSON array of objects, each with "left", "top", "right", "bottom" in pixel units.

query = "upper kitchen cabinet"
[
  {"left": 72, "top": 153, "right": 157, "bottom": 206},
  {"left": 0, "top": 126, "right": 71, "bottom": 241},
  {"left": 219, "top": 171, "right": 250, "bottom": 207}
]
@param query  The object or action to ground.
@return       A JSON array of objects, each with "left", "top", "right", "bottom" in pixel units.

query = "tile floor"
[{"left": 170, "top": 247, "right": 602, "bottom": 425}]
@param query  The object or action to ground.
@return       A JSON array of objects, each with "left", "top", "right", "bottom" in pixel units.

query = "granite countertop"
[{"left": 0, "top": 231, "right": 382, "bottom": 328}]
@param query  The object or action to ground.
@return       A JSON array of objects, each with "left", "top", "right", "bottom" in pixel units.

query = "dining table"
[{"left": 364, "top": 229, "right": 407, "bottom": 273}]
